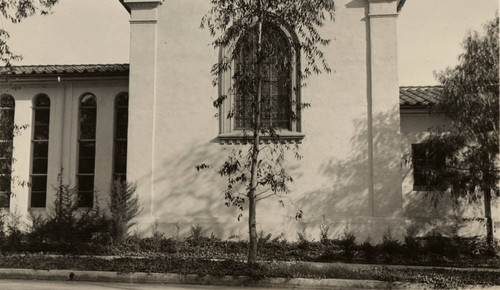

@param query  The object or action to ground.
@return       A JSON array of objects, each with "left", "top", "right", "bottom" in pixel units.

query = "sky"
[{"left": 2, "top": 0, "right": 498, "bottom": 86}]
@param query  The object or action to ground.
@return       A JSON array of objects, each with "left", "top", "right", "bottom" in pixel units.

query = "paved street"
[{"left": 0, "top": 279, "right": 292, "bottom": 290}]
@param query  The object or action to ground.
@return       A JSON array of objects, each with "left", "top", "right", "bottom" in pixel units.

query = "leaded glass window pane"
[
  {"left": 78, "top": 94, "right": 96, "bottom": 207},
  {"left": 234, "top": 24, "right": 291, "bottom": 130},
  {"left": 30, "top": 95, "right": 50, "bottom": 208},
  {"left": 114, "top": 93, "right": 128, "bottom": 181}
]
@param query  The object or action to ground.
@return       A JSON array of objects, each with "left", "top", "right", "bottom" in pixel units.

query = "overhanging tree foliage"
[
  {"left": 0, "top": 0, "right": 59, "bottom": 65},
  {"left": 0, "top": 0, "right": 59, "bottom": 214},
  {"left": 421, "top": 15, "right": 499, "bottom": 251},
  {"left": 201, "top": 0, "right": 335, "bottom": 264}
]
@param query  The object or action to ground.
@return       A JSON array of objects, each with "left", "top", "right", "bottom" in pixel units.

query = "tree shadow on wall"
[
  {"left": 147, "top": 142, "right": 247, "bottom": 238},
  {"left": 402, "top": 158, "right": 485, "bottom": 237},
  {"left": 294, "top": 109, "right": 405, "bottom": 240}
]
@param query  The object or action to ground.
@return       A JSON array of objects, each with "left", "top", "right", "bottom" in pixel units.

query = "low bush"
[
  {"left": 380, "top": 227, "right": 402, "bottom": 263},
  {"left": 360, "top": 238, "right": 377, "bottom": 262},
  {"left": 339, "top": 227, "right": 357, "bottom": 261},
  {"left": 109, "top": 180, "right": 141, "bottom": 244},
  {"left": 0, "top": 202, "right": 498, "bottom": 269},
  {"left": 0, "top": 176, "right": 111, "bottom": 254}
]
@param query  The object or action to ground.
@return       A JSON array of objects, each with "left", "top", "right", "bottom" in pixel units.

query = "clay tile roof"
[
  {"left": 0, "top": 64, "right": 129, "bottom": 76},
  {"left": 399, "top": 86, "right": 443, "bottom": 107},
  {"left": 1, "top": 64, "right": 441, "bottom": 107}
]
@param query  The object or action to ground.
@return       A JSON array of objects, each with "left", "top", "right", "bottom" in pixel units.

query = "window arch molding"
[
  {"left": 30, "top": 93, "right": 51, "bottom": 208},
  {"left": 217, "top": 18, "right": 304, "bottom": 144}
]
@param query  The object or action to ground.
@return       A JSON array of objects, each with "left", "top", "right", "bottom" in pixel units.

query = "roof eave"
[{"left": 0, "top": 73, "right": 129, "bottom": 84}]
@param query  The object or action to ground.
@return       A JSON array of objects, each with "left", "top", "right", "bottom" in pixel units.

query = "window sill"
[
  {"left": 413, "top": 186, "right": 445, "bottom": 192},
  {"left": 217, "top": 131, "right": 305, "bottom": 145},
  {"left": 29, "top": 207, "right": 46, "bottom": 211}
]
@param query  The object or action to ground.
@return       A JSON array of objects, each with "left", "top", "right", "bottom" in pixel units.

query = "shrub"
[
  {"left": 20, "top": 175, "right": 111, "bottom": 253},
  {"left": 187, "top": 224, "right": 207, "bottom": 246},
  {"left": 404, "top": 224, "right": 421, "bottom": 260},
  {"left": 360, "top": 237, "right": 377, "bottom": 262},
  {"left": 459, "top": 236, "right": 500, "bottom": 257},
  {"left": 296, "top": 221, "right": 314, "bottom": 253},
  {"left": 319, "top": 218, "right": 330, "bottom": 245},
  {"left": 109, "top": 180, "right": 141, "bottom": 244},
  {"left": 258, "top": 230, "right": 272, "bottom": 244},
  {"left": 0, "top": 213, "right": 6, "bottom": 247},
  {"left": 190, "top": 224, "right": 206, "bottom": 240},
  {"left": 380, "top": 227, "right": 401, "bottom": 262},
  {"left": 338, "top": 225, "right": 356, "bottom": 261},
  {"left": 423, "top": 232, "right": 460, "bottom": 259},
  {"left": 1, "top": 212, "right": 26, "bottom": 252},
  {"left": 143, "top": 219, "right": 168, "bottom": 252}
]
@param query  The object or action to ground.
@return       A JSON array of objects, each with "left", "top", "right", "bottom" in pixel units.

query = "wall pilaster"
[
  {"left": 124, "top": 0, "right": 163, "bottom": 218},
  {"left": 367, "top": 0, "right": 403, "bottom": 217}
]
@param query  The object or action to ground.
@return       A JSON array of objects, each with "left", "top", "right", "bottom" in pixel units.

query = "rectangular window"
[{"left": 412, "top": 143, "right": 446, "bottom": 191}]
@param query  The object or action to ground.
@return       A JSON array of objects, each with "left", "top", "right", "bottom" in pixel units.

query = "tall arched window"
[
  {"left": 218, "top": 21, "right": 302, "bottom": 143},
  {"left": 78, "top": 93, "right": 97, "bottom": 207},
  {"left": 234, "top": 23, "right": 292, "bottom": 130},
  {"left": 0, "top": 95, "right": 14, "bottom": 207},
  {"left": 113, "top": 93, "right": 128, "bottom": 182},
  {"left": 30, "top": 94, "right": 50, "bottom": 208}
]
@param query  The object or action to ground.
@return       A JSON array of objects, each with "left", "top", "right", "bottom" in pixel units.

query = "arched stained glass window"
[
  {"left": 0, "top": 95, "right": 14, "bottom": 208},
  {"left": 78, "top": 93, "right": 97, "bottom": 207},
  {"left": 114, "top": 93, "right": 128, "bottom": 182},
  {"left": 234, "top": 23, "right": 292, "bottom": 130},
  {"left": 218, "top": 21, "right": 303, "bottom": 143},
  {"left": 30, "top": 94, "right": 50, "bottom": 208}
]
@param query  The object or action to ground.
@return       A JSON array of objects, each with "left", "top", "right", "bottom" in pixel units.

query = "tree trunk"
[
  {"left": 483, "top": 188, "right": 494, "bottom": 254},
  {"left": 248, "top": 13, "right": 264, "bottom": 266}
]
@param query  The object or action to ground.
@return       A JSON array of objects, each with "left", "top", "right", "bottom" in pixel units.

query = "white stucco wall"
[
  {"left": 126, "top": 0, "right": 405, "bottom": 241},
  {"left": 401, "top": 111, "right": 500, "bottom": 238},
  {"left": 0, "top": 77, "right": 128, "bottom": 220}
]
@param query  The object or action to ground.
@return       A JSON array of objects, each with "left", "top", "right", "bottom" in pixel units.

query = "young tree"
[
  {"left": 201, "top": 0, "right": 335, "bottom": 264},
  {"left": 109, "top": 180, "right": 141, "bottom": 244},
  {"left": 0, "top": 0, "right": 59, "bottom": 65},
  {"left": 421, "top": 15, "right": 499, "bottom": 252}
]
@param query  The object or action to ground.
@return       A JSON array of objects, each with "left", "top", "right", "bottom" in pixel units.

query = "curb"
[
  {"left": 300, "top": 261, "right": 500, "bottom": 273},
  {"left": 0, "top": 268, "right": 416, "bottom": 289}
]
